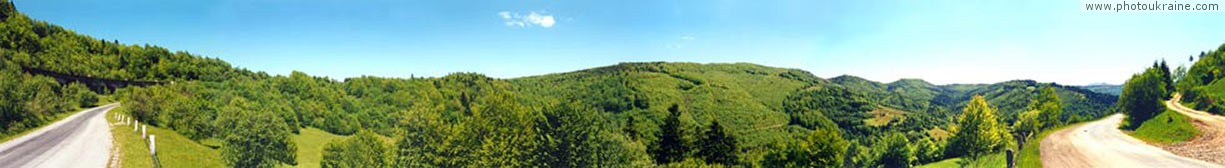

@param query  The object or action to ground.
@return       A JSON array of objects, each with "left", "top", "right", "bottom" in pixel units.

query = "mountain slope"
[
  {"left": 0, "top": 1, "right": 1126, "bottom": 166},
  {"left": 515, "top": 64, "right": 1119, "bottom": 141},
  {"left": 1079, "top": 84, "right": 1122, "bottom": 96},
  {"left": 512, "top": 62, "right": 818, "bottom": 157}
]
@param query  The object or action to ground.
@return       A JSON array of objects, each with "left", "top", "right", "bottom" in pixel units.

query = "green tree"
[
  {"left": 698, "top": 120, "right": 738, "bottom": 166},
  {"left": 1119, "top": 68, "right": 1168, "bottom": 129},
  {"left": 393, "top": 102, "right": 449, "bottom": 167},
  {"left": 946, "top": 95, "right": 1008, "bottom": 159},
  {"left": 533, "top": 101, "right": 604, "bottom": 167},
  {"left": 1035, "top": 86, "right": 1063, "bottom": 129},
  {"left": 1012, "top": 110, "right": 1042, "bottom": 140},
  {"left": 62, "top": 82, "right": 97, "bottom": 108},
  {"left": 1174, "top": 64, "right": 1187, "bottom": 85},
  {"left": 760, "top": 127, "right": 848, "bottom": 167},
  {"left": 1160, "top": 59, "right": 1174, "bottom": 95},
  {"left": 624, "top": 116, "right": 639, "bottom": 140},
  {"left": 877, "top": 132, "right": 915, "bottom": 168},
  {"left": 913, "top": 137, "right": 943, "bottom": 164},
  {"left": 321, "top": 130, "right": 390, "bottom": 168},
  {"left": 651, "top": 104, "right": 687, "bottom": 164},
  {"left": 215, "top": 98, "right": 297, "bottom": 168}
]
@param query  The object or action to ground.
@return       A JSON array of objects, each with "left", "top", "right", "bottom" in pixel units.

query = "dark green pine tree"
[
  {"left": 1159, "top": 59, "right": 1174, "bottom": 95},
  {"left": 699, "top": 120, "right": 739, "bottom": 166},
  {"left": 651, "top": 104, "right": 686, "bottom": 164}
]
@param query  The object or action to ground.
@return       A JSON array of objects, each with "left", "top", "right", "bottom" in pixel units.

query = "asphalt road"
[
  {"left": 1041, "top": 113, "right": 1220, "bottom": 168},
  {"left": 0, "top": 104, "right": 116, "bottom": 168}
]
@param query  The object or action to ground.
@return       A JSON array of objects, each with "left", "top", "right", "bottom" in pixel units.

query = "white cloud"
[
  {"left": 499, "top": 11, "right": 556, "bottom": 28},
  {"left": 498, "top": 12, "right": 512, "bottom": 19}
]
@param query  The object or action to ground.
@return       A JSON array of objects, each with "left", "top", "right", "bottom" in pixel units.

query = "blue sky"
[{"left": 15, "top": 0, "right": 1225, "bottom": 85}]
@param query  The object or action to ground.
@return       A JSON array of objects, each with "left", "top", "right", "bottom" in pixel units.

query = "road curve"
[
  {"left": 1040, "top": 113, "right": 1220, "bottom": 168},
  {"left": 1163, "top": 94, "right": 1225, "bottom": 164},
  {"left": 0, "top": 104, "right": 117, "bottom": 168}
]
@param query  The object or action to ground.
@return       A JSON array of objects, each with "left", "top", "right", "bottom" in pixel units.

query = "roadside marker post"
[
  {"left": 141, "top": 125, "right": 147, "bottom": 139},
  {"left": 150, "top": 134, "right": 160, "bottom": 168},
  {"left": 149, "top": 135, "right": 156, "bottom": 155}
]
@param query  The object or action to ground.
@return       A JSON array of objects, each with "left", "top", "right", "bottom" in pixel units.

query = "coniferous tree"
[
  {"left": 1160, "top": 59, "right": 1174, "bottom": 96},
  {"left": 699, "top": 121, "right": 738, "bottom": 166},
  {"left": 651, "top": 104, "right": 686, "bottom": 164},
  {"left": 534, "top": 101, "right": 602, "bottom": 167}
]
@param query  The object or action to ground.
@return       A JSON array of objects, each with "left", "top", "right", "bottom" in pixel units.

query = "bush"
[
  {"left": 1119, "top": 68, "right": 1168, "bottom": 129},
  {"left": 321, "top": 131, "right": 390, "bottom": 168},
  {"left": 215, "top": 98, "right": 297, "bottom": 167}
]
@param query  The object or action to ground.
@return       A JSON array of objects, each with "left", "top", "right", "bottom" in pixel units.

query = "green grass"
[
  {"left": 0, "top": 107, "right": 83, "bottom": 143},
  {"left": 108, "top": 106, "right": 224, "bottom": 168},
  {"left": 292, "top": 127, "right": 348, "bottom": 168},
  {"left": 917, "top": 152, "right": 1007, "bottom": 168},
  {"left": 1128, "top": 109, "right": 1199, "bottom": 144},
  {"left": 864, "top": 106, "right": 907, "bottom": 126},
  {"left": 0, "top": 99, "right": 116, "bottom": 143},
  {"left": 1206, "top": 80, "right": 1225, "bottom": 98},
  {"left": 926, "top": 127, "right": 951, "bottom": 141},
  {"left": 109, "top": 108, "right": 353, "bottom": 168}
]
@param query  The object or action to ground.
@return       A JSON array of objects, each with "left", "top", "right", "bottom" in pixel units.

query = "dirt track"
[
  {"left": 1040, "top": 113, "right": 1219, "bottom": 167},
  {"left": 1162, "top": 94, "right": 1225, "bottom": 165}
]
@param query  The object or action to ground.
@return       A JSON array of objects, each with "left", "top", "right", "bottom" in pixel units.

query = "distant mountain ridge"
[
  {"left": 514, "top": 62, "right": 1118, "bottom": 140},
  {"left": 1078, "top": 84, "right": 1123, "bottom": 96}
]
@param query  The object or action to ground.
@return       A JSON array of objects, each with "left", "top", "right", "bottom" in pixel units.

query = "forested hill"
[
  {"left": 513, "top": 62, "right": 1118, "bottom": 138},
  {"left": 827, "top": 75, "right": 1117, "bottom": 125},
  {"left": 1177, "top": 44, "right": 1225, "bottom": 114},
  {"left": 1079, "top": 84, "right": 1123, "bottom": 96},
  {"left": 0, "top": 1, "right": 254, "bottom": 83},
  {"left": 0, "top": 0, "right": 1121, "bottom": 166}
]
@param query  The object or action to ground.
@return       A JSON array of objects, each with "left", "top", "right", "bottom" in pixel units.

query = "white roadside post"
[
  {"left": 149, "top": 135, "right": 156, "bottom": 155},
  {"left": 141, "top": 125, "right": 147, "bottom": 139}
]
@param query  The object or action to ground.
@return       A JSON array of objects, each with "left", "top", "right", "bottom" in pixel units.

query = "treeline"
[
  {"left": 117, "top": 73, "right": 657, "bottom": 167},
  {"left": 0, "top": 0, "right": 1120, "bottom": 166},
  {"left": 113, "top": 62, "right": 1094, "bottom": 167},
  {"left": 1118, "top": 61, "right": 1175, "bottom": 128},
  {"left": 0, "top": 59, "right": 98, "bottom": 139},
  {"left": 0, "top": 1, "right": 247, "bottom": 82},
  {"left": 1178, "top": 44, "right": 1225, "bottom": 114}
]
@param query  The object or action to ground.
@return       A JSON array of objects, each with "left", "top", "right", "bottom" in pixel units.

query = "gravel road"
[{"left": 1040, "top": 113, "right": 1220, "bottom": 168}]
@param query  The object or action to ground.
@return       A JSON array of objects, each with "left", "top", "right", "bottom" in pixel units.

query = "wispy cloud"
[
  {"left": 499, "top": 11, "right": 556, "bottom": 28},
  {"left": 680, "top": 35, "right": 696, "bottom": 40}
]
